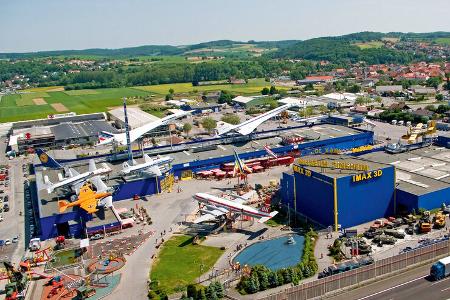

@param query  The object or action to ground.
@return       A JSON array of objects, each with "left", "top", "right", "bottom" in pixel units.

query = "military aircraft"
[{"left": 58, "top": 183, "right": 111, "bottom": 214}]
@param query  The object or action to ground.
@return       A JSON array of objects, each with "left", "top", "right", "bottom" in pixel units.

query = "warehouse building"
[
  {"left": 280, "top": 146, "right": 450, "bottom": 230},
  {"left": 107, "top": 107, "right": 160, "bottom": 129},
  {"left": 280, "top": 155, "right": 395, "bottom": 230}
]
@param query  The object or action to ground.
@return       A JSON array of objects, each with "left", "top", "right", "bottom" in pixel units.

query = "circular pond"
[{"left": 233, "top": 234, "right": 305, "bottom": 271}]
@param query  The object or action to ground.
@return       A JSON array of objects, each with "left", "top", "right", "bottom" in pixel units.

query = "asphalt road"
[{"left": 332, "top": 263, "right": 450, "bottom": 300}]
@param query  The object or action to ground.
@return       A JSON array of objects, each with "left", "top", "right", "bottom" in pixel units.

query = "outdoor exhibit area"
[{"left": 150, "top": 235, "right": 224, "bottom": 294}]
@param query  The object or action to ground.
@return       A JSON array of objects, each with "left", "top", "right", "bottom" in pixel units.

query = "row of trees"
[
  {"left": 182, "top": 282, "right": 225, "bottom": 300},
  {"left": 236, "top": 229, "right": 318, "bottom": 295}
]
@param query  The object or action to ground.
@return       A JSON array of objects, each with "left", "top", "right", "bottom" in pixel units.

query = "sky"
[{"left": 1, "top": 0, "right": 450, "bottom": 53}]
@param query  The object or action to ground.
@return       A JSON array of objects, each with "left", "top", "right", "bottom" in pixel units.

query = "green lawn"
[
  {"left": 435, "top": 38, "right": 450, "bottom": 46},
  {"left": 150, "top": 235, "right": 224, "bottom": 294}
]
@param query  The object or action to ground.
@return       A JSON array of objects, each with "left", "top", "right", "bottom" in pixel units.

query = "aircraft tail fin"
[
  {"left": 58, "top": 200, "right": 70, "bottom": 213},
  {"left": 35, "top": 149, "right": 62, "bottom": 169},
  {"left": 88, "top": 159, "right": 97, "bottom": 172}
]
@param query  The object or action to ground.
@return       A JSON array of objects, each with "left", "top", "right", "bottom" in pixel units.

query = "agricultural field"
[
  {"left": 0, "top": 78, "right": 284, "bottom": 122},
  {"left": 0, "top": 87, "right": 152, "bottom": 122},
  {"left": 435, "top": 38, "right": 450, "bottom": 45},
  {"left": 354, "top": 41, "right": 384, "bottom": 49},
  {"left": 150, "top": 235, "right": 223, "bottom": 294},
  {"left": 134, "top": 78, "right": 286, "bottom": 95}
]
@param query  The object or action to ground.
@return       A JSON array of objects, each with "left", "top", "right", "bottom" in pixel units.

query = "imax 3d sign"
[{"left": 352, "top": 170, "right": 383, "bottom": 183}]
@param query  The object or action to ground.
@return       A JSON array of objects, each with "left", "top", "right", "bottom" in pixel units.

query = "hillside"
[{"left": 268, "top": 31, "right": 450, "bottom": 64}]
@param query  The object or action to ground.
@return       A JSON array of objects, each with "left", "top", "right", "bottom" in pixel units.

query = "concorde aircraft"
[
  {"left": 215, "top": 103, "right": 295, "bottom": 136},
  {"left": 37, "top": 149, "right": 112, "bottom": 194},
  {"left": 97, "top": 110, "right": 192, "bottom": 146},
  {"left": 120, "top": 154, "right": 173, "bottom": 177},
  {"left": 193, "top": 192, "right": 278, "bottom": 224}
]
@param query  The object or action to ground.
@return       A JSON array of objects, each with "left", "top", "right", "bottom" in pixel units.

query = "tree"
[
  {"left": 426, "top": 77, "right": 442, "bottom": 89},
  {"left": 218, "top": 90, "right": 233, "bottom": 104},
  {"left": 269, "top": 86, "right": 278, "bottom": 95},
  {"left": 355, "top": 96, "right": 366, "bottom": 105},
  {"left": 261, "top": 87, "right": 270, "bottom": 95},
  {"left": 221, "top": 114, "right": 240, "bottom": 125},
  {"left": 183, "top": 123, "right": 192, "bottom": 136},
  {"left": 169, "top": 88, "right": 175, "bottom": 94},
  {"left": 346, "top": 84, "right": 361, "bottom": 93},
  {"left": 165, "top": 93, "right": 173, "bottom": 101},
  {"left": 201, "top": 117, "right": 217, "bottom": 134},
  {"left": 436, "top": 94, "right": 444, "bottom": 101}
]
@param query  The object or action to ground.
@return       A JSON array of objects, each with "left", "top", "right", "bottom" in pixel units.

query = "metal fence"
[{"left": 259, "top": 240, "right": 450, "bottom": 300}]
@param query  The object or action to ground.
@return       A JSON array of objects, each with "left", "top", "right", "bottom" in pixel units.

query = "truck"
[{"left": 430, "top": 256, "right": 450, "bottom": 280}]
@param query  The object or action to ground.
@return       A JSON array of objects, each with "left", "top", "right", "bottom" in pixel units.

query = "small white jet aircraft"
[
  {"left": 42, "top": 159, "right": 111, "bottom": 194},
  {"left": 121, "top": 154, "right": 173, "bottom": 177},
  {"left": 97, "top": 110, "right": 192, "bottom": 146},
  {"left": 193, "top": 192, "right": 278, "bottom": 224},
  {"left": 216, "top": 103, "right": 294, "bottom": 136}
]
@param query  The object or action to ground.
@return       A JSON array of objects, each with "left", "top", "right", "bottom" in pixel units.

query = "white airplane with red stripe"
[{"left": 193, "top": 192, "right": 278, "bottom": 224}]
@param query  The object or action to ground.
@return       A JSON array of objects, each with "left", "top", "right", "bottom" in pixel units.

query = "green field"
[
  {"left": 150, "top": 235, "right": 223, "bottom": 294},
  {"left": 0, "top": 78, "right": 283, "bottom": 122},
  {"left": 435, "top": 38, "right": 450, "bottom": 45},
  {"left": 355, "top": 41, "right": 384, "bottom": 49},
  {"left": 0, "top": 87, "right": 152, "bottom": 122},
  {"left": 134, "top": 78, "right": 285, "bottom": 95}
]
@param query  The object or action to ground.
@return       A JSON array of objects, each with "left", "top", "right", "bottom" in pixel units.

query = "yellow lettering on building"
[{"left": 352, "top": 169, "right": 383, "bottom": 183}]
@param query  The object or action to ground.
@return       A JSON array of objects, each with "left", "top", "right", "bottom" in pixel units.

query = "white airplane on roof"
[
  {"left": 39, "top": 152, "right": 112, "bottom": 194},
  {"left": 216, "top": 103, "right": 295, "bottom": 136},
  {"left": 97, "top": 110, "right": 192, "bottom": 146},
  {"left": 120, "top": 154, "right": 173, "bottom": 177},
  {"left": 193, "top": 192, "right": 278, "bottom": 224}
]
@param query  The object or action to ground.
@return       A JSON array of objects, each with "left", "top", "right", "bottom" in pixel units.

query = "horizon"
[
  {"left": 2, "top": 30, "right": 450, "bottom": 54},
  {"left": 2, "top": 0, "right": 450, "bottom": 53}
]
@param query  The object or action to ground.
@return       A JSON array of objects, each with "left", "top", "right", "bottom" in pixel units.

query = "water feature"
[{"left": 233, "top": 234, "right": 305, "bottom": 271}]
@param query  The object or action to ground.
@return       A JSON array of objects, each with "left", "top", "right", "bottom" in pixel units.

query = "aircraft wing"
[
  {"left": 68, "top": 168, "right": 80, "bottom": 177},
  {"left": 128, "top": 110, "right": 192, "bottom": 144},
  {"left": 193, "top": 214, "right": 219, "bottom": 224},
  {"left": 90, "top": 175, "right": 108, "bottom": 192},
  {"left": 72, "top": 182, "right": 85, "bottom": 195},
  {"left": 79, "top": 198, "right": 99, "bottom": 214},
  {"left": 144, "top": 165, "right": 162, "bottom": 177},
  {"left": 88, "top": 159, "right": 97, "bottom": 172},
  {"left": 220, "top": 104, "right": 293, "bottom": 136}
]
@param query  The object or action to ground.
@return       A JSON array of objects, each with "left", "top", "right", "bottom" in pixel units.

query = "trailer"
[{"left": 430, "top": 256, "right": 450, "bottom": 280}]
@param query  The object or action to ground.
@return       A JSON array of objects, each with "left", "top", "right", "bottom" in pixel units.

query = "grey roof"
[
  {"left": 360, "top": 147, "right": 450, "bottom": 196},
  {"left": 376, "top": 85, "right": 403, "bottom": 93},
  {"left": 51, "top": 121, "right": 118, "bottom": 141}
]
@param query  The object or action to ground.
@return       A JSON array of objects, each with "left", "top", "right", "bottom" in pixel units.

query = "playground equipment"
[
  {"left": 87, "top": 253, "right": 126, "bottom": 274},
  {"left": 2, "top": 262, "right": 28, "bottom": 300},
  {"left": 55, "top": 236, "right": 66, "bottom": 250},
  {"left": 20, "top": 247, "right": 52, "bottom": 269}
]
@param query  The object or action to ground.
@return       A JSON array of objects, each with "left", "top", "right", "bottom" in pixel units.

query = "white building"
[{"left": 108, "top": 107, "right": 160, "bottom": 129}]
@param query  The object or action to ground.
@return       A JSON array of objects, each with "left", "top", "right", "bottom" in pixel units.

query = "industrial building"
[
  {"left": 9, "top": 120, "right": 118, "bottom": 153},
  {"left": 280, "top": 146, "right": 450, "bottom": 230},
  {"left": 32, "top": 123, "right": 374, "bottom": 240},
  {"left": 280, "top": 155, "right": 395, "bottom": 230}
]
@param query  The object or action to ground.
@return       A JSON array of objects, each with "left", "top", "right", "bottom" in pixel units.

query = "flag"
[
  {"left": 264, "top": 145, "right": 278, "bottom": 158},
  {"left": 233, "top": 150, "right": 252, "bottom": 177}
]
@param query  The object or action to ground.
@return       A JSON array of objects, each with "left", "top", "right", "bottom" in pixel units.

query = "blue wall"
[
  {"left": 337, "top": 166, "right": 395, "bottom": 228},
  {"left": 112, "top": 176, "right": 161, "bottom": 201},
  {"left": 294, "top": 169, "right": 335, "bottom": 226},
  {"left": 397, "top": 186, "right": 450, "bottom": 212},
  {"left": 437, "top": 135, "right": 450, "bottom": 148},
  {"left": 280, "top": 172, "right": 295, "bottom": 208}
]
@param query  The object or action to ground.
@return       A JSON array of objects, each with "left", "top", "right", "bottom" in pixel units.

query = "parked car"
[
  {"left": 4, "top": 239, "right": 11, "bottom": 245},
  {"left": 12, "top": 236, "right": 19, "bottom": 243},
  {"left": 90, "top": 234, "right": 104, "bottom": 241}
]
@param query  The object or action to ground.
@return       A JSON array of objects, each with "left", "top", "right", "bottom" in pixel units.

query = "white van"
[{"left": 391, "top": 120, "right": 397, "bottom": 125}]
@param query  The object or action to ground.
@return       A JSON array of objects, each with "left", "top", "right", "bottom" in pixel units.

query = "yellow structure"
[
  {"left": 402, "top": 120, "right": 437, "bottom": 144},
  {"left": 58, "top": 183, "right": 111, "bottom": 214}
]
